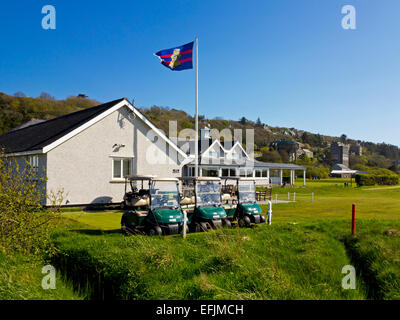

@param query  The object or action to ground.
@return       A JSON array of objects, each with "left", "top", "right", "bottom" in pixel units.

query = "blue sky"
[{"left": 0, "top": 1, "right": 399, "bottom": 146}]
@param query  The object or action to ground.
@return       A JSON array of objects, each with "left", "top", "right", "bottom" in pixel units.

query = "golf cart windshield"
[
  {"left": 196, "top": 180, "right": 221, "bottom": 207},
  {"left": 238, "top": 180, "right": 256, "bottom": 204},
  {"left": 150, "top": 181, "right": 180, "bottom": 210}
]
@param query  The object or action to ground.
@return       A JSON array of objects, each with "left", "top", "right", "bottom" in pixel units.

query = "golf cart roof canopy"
[
  {"left": 125, "top": 175, "right": 179, "bottom": 182},
  {"left": 180, "top": 177, "right": 221, "bottom": 182}
]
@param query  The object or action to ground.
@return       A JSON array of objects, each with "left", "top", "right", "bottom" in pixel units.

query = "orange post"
[{"left": 351, "top": 204, "right": 356, "bottom": 236}]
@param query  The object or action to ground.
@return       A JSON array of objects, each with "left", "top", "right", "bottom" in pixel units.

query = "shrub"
[
  {"left": 0, "top": 151, "right": 59, "bottom": 256},
  {"left": 355, "top": 174, "right": 376, "bottom": 186},
  {"left": 355, "top": 173, "right": 399, "bottom": 186}
]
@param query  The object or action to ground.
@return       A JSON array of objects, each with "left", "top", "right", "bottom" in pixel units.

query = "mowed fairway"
[
  {"left": 56, "top": 180, "right": 400, "bottom": 300},
  {"left": 270, "top": 182, "right": 400, "bottom": 222}
]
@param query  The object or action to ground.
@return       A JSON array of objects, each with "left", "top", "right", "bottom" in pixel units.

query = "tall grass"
[
  {"left": 0, "top": 252, "right": 81, "bottom": 300},
  {"left": 51, "top": 223, "right": 366, "bottom": 300}
]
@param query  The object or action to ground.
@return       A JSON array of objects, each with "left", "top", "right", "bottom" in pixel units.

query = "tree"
[
  {"left": 298, "top": 154, "right": 312, "bottom": 164},
  {"left": 261, "top": 150, "right": 282, "bottom": 163},
  {"left": 340, "top": 134, "right": 347, "bottom": 144},
  {"left": 279, "top": 150, "right": 289, "bottom": 163},
  {"left": 13, "top": 92, "right": 26, "bottom": 98},
  {"left": 40, "top": 92, "right": 55, "bottom": 100},
  {"left": 349, "top": 154, "right": 366, "bottom": 168},
  {"left": 239, "top": 117, "right": 247, "bottom": 125},
  {"left": 256, "top": 117, "right": 262, "bottom": 127}
]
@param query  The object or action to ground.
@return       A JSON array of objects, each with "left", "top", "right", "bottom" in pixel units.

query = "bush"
[
  {"left": 355, "top": 174, "right": 376, "bottom": 186},
  {"left": 355, "top": 173, "right": 399, "bottom": 186},
  {"left": 304, "top": 165, "right": 330, "bottom": 179},
  {"left": 0, "top": 151, "right": 59, "bottom": 256}
]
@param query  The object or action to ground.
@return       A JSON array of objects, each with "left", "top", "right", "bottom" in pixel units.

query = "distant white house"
[
  {"left": 0, "top": 99, "right": 306, "bottom": 206},
  {"left": 330, "top": 164, "right": 369, "bottom": 178}
]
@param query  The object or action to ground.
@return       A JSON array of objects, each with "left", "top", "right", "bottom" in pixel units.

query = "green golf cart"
[
  {"left": 222, "top": 177, "right": 266, "bottom": 228},
  {"left": 180, "top": 177, "right": 231, "bottom": 232},
  {"left": 121, "top": 175, "right": 187, "bottom": 236}
]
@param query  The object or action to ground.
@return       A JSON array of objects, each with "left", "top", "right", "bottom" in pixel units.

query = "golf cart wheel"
[
  {"left": 121, "top": 217, "right": 129, "bottom": 235},
  {"left": 223, "top": 219, "right": 232, "bottom": 229},
  {"left": 238, "top": 216, "right": 251, "bottom": 228},
  {"left": 200, "top": 222, "right": 209, "bottom": 232},
  {"left": 149, "top": 226, "right": 163, "bottom": 236},
  {"left": 260, "top": 215, "right": 266, "bottom": 223},
  {"left": 194, "top": 223, "right": 202, "bottom": 233},
  {"left": 121, "top": 225, "right": 128, "bottom": 235}
]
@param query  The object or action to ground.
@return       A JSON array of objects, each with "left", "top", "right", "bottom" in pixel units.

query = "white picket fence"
[
  {"left": 286, "top": 192, "right": 314, "bottom": 202},
  {"left": 271, "top": 192, "right": 314, "bottom": 202}
]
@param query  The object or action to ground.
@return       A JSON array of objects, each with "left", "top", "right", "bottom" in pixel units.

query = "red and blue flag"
[{"left": 154, "top": 42, "right": 194, "bottom": 71}]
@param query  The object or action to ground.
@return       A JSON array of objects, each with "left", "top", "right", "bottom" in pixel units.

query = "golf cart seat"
[
  {"left": 222, "top": 203, "right": 237, "bottom": 210},
  {"left": 221, "top": 193, "right": 232, "bottom": 202},
  {"left": 134, "top": 210, "right": 148, "bottom": 218},
  {"left": 132, "top": 198, "right": 149, "bottom": 207},
  {"left": 180, "top": 197, "right": 193, "bottom": 205}
]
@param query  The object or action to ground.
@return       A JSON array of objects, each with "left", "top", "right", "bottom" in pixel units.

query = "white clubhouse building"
[{"left": 0, "top": 98, "right": 306, "bottom": 206}]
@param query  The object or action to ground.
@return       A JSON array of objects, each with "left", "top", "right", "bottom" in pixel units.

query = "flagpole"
[{"left": 195, "top": 37, "right": 199, "bottom": 178}]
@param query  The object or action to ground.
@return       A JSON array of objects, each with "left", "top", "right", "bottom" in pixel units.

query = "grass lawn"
[
  {"left": 50, "top": 181, "right": 400, "bottom": 300},
  {"left": 62, "top": 210, "right": 123, "bottom": 231}
]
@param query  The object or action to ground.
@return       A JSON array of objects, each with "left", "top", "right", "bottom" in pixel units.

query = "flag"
[{"left": 154, "top": 41, "right": 194, "bottom": 71}]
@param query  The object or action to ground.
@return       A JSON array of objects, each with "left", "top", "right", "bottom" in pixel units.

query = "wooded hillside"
[{"left": 1, "top": 92, "right": 399, "bottom": 174}]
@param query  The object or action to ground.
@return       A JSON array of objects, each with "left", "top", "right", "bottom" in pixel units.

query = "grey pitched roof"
[
  {"left": 331, "top": 164, "right": 350, "bottom": 171},
  {"left": 0, "top": 98, "right": 126, "bottom": 153},
  {"left": 9, "top": 119, "right": 46, "bottom": 131}
]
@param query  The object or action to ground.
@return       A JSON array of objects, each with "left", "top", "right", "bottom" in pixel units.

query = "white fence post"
[
  {"left": 267, "top": 200, "right": 272, "bottom": 225},
  {"left": 288, "top": 192, "right": 290, "bottom": 200},
  {"left": 182, "top": 210, "right": 187, "bottom": 238},
  {"left": 293, "top": 192, "right": 296, "bottom": 202},
  {"left": 275, "top": 194, "right": 278, "bottom": 203}
]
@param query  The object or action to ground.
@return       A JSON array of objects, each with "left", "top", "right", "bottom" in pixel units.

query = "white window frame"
[
  {"left": 27, "top": 155, "right": 39, "bottom": 176},
  {"left": 112, "top": 157, "right": 133, "bottom": 180}
]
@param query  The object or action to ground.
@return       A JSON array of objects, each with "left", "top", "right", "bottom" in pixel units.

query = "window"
[
  {"left": 201, "top": 167, "right": 218, "bottom": 177},
  {"left": 231, "top": 152, "right": 239, "bottom": 159},
  {"left": 254, "top": 169, "right": 269, "bottom": 178},
  {"left": 113, "top": 158, "right": 132, "bottom": 179},
  {"left": 28, "top": 155, "right": 39, "bottom": 175},
  {"left": 239, "top": 168, "right": 253, "bottom": 177},
  {"left": 221, "top": 168, "right": 237, "bottom": 177},
  {"left": 208, "top": 151, "right": 218, "bottom": 158},
  {"left": 185, "top": 167, "right": 195, "bottom": 177}
]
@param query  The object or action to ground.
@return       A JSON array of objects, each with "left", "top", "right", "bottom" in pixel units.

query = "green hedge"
[{"left": 356, "top": 174, "right": 399, "bottom": 186}]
